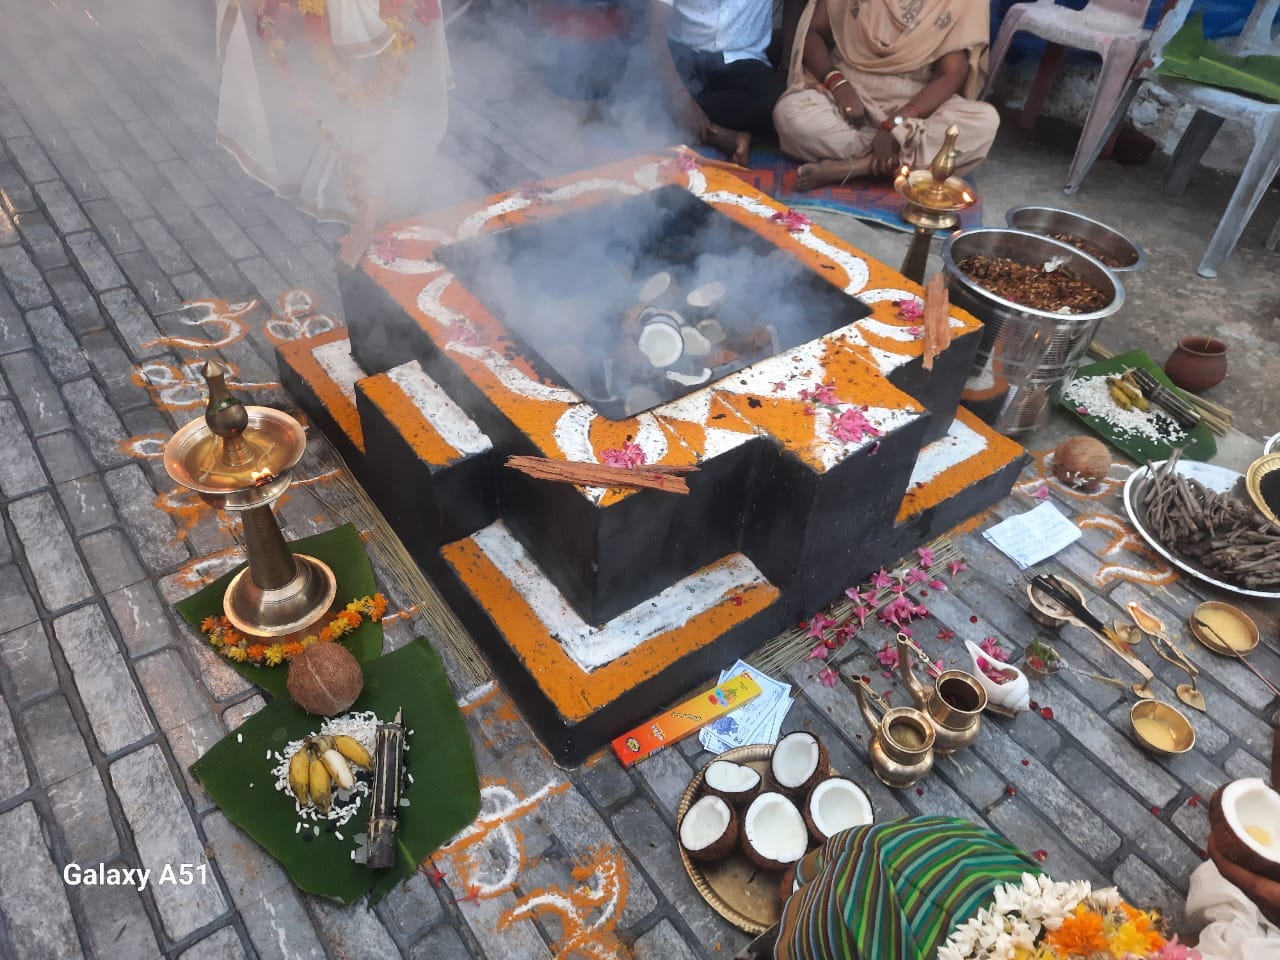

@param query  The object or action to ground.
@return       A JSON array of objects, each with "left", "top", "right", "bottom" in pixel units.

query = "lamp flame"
[{"left": 961, "top": 191, "right": 974, "bottom": 204}]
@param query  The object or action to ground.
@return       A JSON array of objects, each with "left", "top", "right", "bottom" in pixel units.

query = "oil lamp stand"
[
  {"left": 164, "top": 361, "right": 336, "bottom": 638},
  {"left": 894, "top": 124, "right": 978, "bottom": 286}
]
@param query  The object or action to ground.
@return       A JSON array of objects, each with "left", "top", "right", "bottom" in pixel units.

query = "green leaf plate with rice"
[{"left": 1058, "top": 350, "right": 1216, "bottom": 465}]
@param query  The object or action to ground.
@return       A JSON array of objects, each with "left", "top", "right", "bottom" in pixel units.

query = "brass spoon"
[
  {"left": 1126, "top": 602, "right": 1207, "bottom": 713},
  {"left": 1194, "top": 616, "right": 1280, "bottom": 700}
]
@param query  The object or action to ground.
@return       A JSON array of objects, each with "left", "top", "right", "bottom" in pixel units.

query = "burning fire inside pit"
[{"left": 435, "top": 186, "right": 872, "bottom": 420}]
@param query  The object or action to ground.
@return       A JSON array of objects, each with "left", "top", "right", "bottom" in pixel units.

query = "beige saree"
[{"left": 773, "top": 0, "right": 997, "bottom": 173}]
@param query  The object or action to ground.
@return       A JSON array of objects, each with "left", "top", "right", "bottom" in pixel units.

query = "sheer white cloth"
[
  {"left": 1186, "top": 860, "right": 1280, "bottom": 960},
  {"left": 216, "top": 0, "right": 450, "bottom": 222}
]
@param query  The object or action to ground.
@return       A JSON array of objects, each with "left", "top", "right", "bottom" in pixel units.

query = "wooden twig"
[
  {"left": 506, "top": 456, "right": 696, "bottom": 494},
  {"left": 922, "top": 273, "right": 950, "bottom": 372}
]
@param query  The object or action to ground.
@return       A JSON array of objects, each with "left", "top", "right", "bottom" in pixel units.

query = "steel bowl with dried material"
[
  {"left": 1005, "top": 206, "right": 1143, "bottom": 272},
  {"left": 943, "top": 228, "right": 1125, "bottom": 435}
]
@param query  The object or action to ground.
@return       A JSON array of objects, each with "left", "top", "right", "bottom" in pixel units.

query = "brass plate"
[
  {"left": 1190, "top": 601, "right": 1260, "bottom": 655},
  {"left": 1025, "top": 578, "right": 1086, "bottom": 627},
  {"left": 676, "top": 745, "right": 859, "bottom": 936},
  {"left": 1245, "top": 453, "right": 1280, "bottom": 527}
]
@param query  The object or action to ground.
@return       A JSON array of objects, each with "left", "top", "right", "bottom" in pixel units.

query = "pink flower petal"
[
  {"left": 916, "top": 546, "right": 935, "bottom": 569},
  {"left": 1031, "top": 484, "right": 1049, "bottom": 500},
  {"left": 818, "top": 666, "right": 839, "bottom": 687},
  {"left": 807, "top": 644, "right": 829, "bottom": 660},
  {"left": 946, "top": 559, "right": 967, "bottom": 578}
]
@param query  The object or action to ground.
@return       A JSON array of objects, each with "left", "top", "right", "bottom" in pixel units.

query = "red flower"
[
  {"left": 937, "top": 627, "right": 955, "bottom": 642},
  {"left": 830, "top": 407, "right": 880, "bottom": 445},
  {"left": 1006, "top": 785, "right": 1017, "bottom": 796},
  {"left": 602, "top": 442, "right": 646, "bottom": 468},
  {"left": 895, "top": 299, "right": 924, "bottom": 322},
  {"left": 771, "top": 210, "right": 811, "bottom": 232},
  {"left": 1040, "top": 706, "right": 1054, "bottom": 720},
  {"left": 729, "top": 594, "right": 743, "bottom": 606},
  {"left": 427, "top": 863, "right": 447, "bottom": 887},
  {"left": 1033, "top": 849, "right": 1048, "bottom": 862}
]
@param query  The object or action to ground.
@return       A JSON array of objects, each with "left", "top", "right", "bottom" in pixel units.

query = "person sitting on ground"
[
  {"left": 646, "top": 0, "right": 786, "bottom": 166},
  {"left": 772, "top": 0, "right": 998, "bottom": 191}
]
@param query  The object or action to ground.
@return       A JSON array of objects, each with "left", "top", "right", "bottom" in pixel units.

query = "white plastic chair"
[
  {"left": 982, "top": 0, "right": 1152, "bottom": 188},
  {"left": 1067, "top": 0, "right": 1280, "bottom": 278}
]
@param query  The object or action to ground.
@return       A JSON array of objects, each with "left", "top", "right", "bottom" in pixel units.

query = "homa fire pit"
[{"left": 279, "top": 155, "right": 1029, "bottom": 762}]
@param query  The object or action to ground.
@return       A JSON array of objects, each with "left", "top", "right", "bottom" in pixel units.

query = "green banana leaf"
[
  {"left": 1155, "top": 13, "right": 1280, "bottom": 103},
  {"left": 190, "top": 637, "right": 480, "bottom": 905},
  {"left": 174, "top": 524, "right": 383, "bottom": 698}
]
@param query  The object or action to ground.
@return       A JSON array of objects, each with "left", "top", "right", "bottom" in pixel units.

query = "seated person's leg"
[
  {"left": 773, "top": 87, "right": 875, "bottom": 189},
  {"left": 919, "top": 97, "right": 1000, "bottom": 175},
  {"left": 695, "top": 57, "right": 785, "bottom": 138}
]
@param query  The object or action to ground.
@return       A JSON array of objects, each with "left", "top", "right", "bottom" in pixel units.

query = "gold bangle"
[{"left": 830, "top": 78, "right": 851, "bottom": 93}]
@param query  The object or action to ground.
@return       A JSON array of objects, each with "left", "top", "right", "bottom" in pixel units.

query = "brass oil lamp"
[
  {"left": 894, "top": 124, "right": 978, "bottom": 285},
  {"left": 164, "top": 361, "right": 337, "bottom": 637}
]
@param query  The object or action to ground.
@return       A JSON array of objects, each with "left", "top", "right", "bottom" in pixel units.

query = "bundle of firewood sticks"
[{"left": 506, "top": 456, "right": 698, "bottom": 494}]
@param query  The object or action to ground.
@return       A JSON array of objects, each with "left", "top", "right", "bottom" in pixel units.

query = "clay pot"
[{"left": 1164, "top": 337, "right": 1227, "bottom": 392}]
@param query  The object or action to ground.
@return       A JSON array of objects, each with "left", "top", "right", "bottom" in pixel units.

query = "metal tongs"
[{"left": 1029, "top": 575, "right": 1155, "bottom": 698}]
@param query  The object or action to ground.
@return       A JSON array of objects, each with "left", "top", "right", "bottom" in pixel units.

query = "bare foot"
[
  {"left": 794, "top": 157, "right": 872, "bottom": 191},
  {"left": 705, "top": 124, "right": 751, "bottom": 167},
  {"left": 337, "top": 197, "right": 388, "bottom": 269}
]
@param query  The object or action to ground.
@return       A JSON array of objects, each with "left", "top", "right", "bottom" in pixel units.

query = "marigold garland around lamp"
[
  {"left": 164, "top": 361, "right": 337, "bottom": 639},
  {"left": 894, "top": 124, "right": 977, "bottom": 285}
]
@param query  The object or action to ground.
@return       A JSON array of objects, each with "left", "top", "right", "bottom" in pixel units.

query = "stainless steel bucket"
[
  {"left": 1005, "top": 206, "right": 1144, "bottom": 272},
  {"left": 943, "top": 228, "right": 1125, "bottom": 436}
]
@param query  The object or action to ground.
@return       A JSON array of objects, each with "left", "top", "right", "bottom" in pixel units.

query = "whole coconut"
[
  {"left": 1052, "top": 436, "right": 1110, "bottom": 490},
  {"left": 287, "top": 643, "right": 364, "bottom": 716}
]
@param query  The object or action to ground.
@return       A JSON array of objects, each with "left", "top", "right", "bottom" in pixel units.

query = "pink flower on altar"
[
  {"left": 833, "top": 624, "right": 855, "bottom": 645},
  {"left": 830, "top": 407, "right": 880, "bottom": 445},
  {"left": 813, "top": 383, "right": 839, "bottom": 406},
  {"left": 445, "top": 321, "right": 481, "bottom": 346},
  {"left": 818, "top": 666, "right": 839, "bottom": 687},
  {"left": 892, "top": 581, "right": 908, "bottom": 595},
  {"left": 516, "top": 179, "right": 550, "bottom": 200},
  {"left": 807, "top": 612, "right": 836, "bottom": 640},
  {"left": 803, "top": 404, "right": 816, "bottom": 416},
  {"left": 904, "top": 567, "right": 928, "bottom": 586},
  {"left": 906, "top": 326, "right": 923, "bottom": 337},
  {"left": 771, "top": 210, "right": 811, "bottom": 232},
  {"left": 879, "top": 596, "right": 915, "bottom": 628},
  {"left": 926, "top": 661, "right": 943, "bottom": 678},
  {"left": 979, "top": 635, "right": 1008, "bottom": 661},
  {"left": 370, "top": 236, "right": 402, "bottom": 266},
  {"left": 660, "top": 150, "right": 699, "bottom": 175},
  {"left": 602, "top": 442, "right": 646, "bottom": 468},
  {"left": 895, "top": 299, "right": 924, "bottom": 322},
  {"left": 1155, "top": 937, "right": 1203, "bottom": 960},
  {"left": 807, "top": 643, "right": 829, "bottom": 661},
  {"left": 937, "top": 627, "right": 955, "bottom": 642},
  {"left": 1030, "top": 483, "right": 1050, "bottom": 500},
  {"left": 849, "top": 604, "right": 873, "bottom": 628},
  {"left": 870, "top": 569, "right": 894, "bottom": 590},
  {"left": 947, "top": 559, "right": 967, "bottom": 578},
  {"left": 875, "top": 641, "right": 899, "bottom": 669},
  {"left": 929, "top": 579, "right": 946, "bottom": 590},
  {"left": 1076, "top": 404, "right": 1090, "bottom": 416},
  {"left": 916, "top": 546, "right": 935, "bottom": 569},
  {"left": 772, "top": 381, "right": 787, "bottom": 393},
  {"left": 909, "top": 601, "right": 930, "bottom": 620}
]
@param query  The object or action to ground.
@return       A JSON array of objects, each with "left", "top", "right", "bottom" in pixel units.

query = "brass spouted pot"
[
  {"left": 896, "top": 633, "right": 986, "bottom": 756},
  {"left": 846, "top": 675, "right": 935, "bottom": 788}
]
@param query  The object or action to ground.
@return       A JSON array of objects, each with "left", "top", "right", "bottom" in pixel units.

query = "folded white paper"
[{"left": 982, "top": 501, "right": 1082, "bottom": 569}]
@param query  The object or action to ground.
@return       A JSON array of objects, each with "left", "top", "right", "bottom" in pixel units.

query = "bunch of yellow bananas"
[
  {"left": 286, "top": 734, "right": 372, "bottom": 814},
  {"left": 1107, "top": 370, "right": 1149, "bottom": 412}
]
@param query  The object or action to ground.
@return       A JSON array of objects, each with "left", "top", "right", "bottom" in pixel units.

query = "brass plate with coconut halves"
[{"left": 676, "top": 745, "right": 843, "bottom": 936}]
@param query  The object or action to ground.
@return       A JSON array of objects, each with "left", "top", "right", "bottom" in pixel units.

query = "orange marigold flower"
[
  {"left": 370, "top": 593, "right": 388, "bottom": 620},
  {"left": 247, "top": 644, "right": 267, "bottom": 660},
  {"left": 1046, "top": 906, "right": 1108, "bottom": 955},
  {"left": 318, "top": 626, "right": 335, "bottom": 642},
  {"left": 201, "top": 616, "right": 219, "bottom": 632},
  {"left": 283, "top": 641, "right": 305, "bottom": 657}
]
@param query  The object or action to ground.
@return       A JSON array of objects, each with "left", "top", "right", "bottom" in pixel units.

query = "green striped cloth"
[{"left": 775, "top": 816, "right": 1041, "bottom": 960}]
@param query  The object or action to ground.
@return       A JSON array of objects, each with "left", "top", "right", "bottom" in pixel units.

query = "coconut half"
[
  {"left": 771, "top": 731, "right": 828, "bottom": 796},
  {"left": 1210, "top": 778, "right": 1280, "bottom": 880},
  {"left": 742, "top": 792, "right": 809, "bottom": 871},
  {"left": 804, "top": 777, "right": 874, "bottom": 843},
  {"left": 679, "top": 794, "right": 739, "bottom": 863},
  {"left": 703, "top": 760, "right": 762, "bottom": 807}
]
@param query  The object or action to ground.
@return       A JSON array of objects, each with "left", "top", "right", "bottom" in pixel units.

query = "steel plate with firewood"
[
  {"left": 676, "top": 737, "right": 874, "bottom": 935},
  {"left": 1123, "top": 453, "right": 1280, "bottom": 599}
]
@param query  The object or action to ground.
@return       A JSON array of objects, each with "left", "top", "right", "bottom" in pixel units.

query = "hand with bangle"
[
  {"left": 878, "top": 103, "right": 921, "bottom": 131},
  {"left": 823, "top": 66, "right": 864, "bottom": 125}
]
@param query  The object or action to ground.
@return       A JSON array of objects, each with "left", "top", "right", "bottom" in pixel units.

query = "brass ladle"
[{"left": 1126, "top": 602, "right": 1207, "bottom": 713}]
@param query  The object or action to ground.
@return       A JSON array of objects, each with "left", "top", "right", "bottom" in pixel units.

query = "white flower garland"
[{"left": 937, "top": 873, "right": 1124, "bottom": 960}]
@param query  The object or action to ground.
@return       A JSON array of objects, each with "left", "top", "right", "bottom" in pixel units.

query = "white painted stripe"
[
  {"left": 311, "top": 339, "right": 364, "bottom": 403},
  {"left": 385, "top": 361, "right": 492, "bottom": 456},
  {"left": 470, "top": 522, "right": 770, "bottom": 672},
  {"left": 908, "top": 417, "right": 990, "bottom": 486}
]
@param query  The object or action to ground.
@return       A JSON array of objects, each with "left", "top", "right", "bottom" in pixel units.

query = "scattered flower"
[
  {"left": 459, "top": 885, "right": 482, "bottom": 905},
  {"left": 916, "top": 787, "right": 924, "bottom": 796},
  {"left": 1031, "top": 483, "right": 1050, "bottom": 500},
  {"left": 1033, "top": 848, "right": 1048, "bottom": 862},
  {"left": 1187, "top": 794, "right": 1201, "bottom": 808},
  {"left": 772, "top": 380, "right": 787, "bottom": 393},
  {"left": 1076, "top": 404, "right": 1090, "bottom": 416},
  {"left": 1006, "top": 785, "right": 1017, "bottom": 796},
  {"left": 729, "top": 594, "right": 743, "bottom": 606},
  {"left": 771, "top": 209, "right": 811, "bottom": 232},
  {"left": 916, "top": 546, "right": 936, "bottom": 569},
  {"left": 602, "top": 442, "right": 646, "bottom": 468},
  {"left": 818, "top": 666, "right": 839, "bottom": 687},
  {"left": 875, "top": 641, "right": 900, "bottom": 669},
  {"left": 850, "top": 604, "right": 873, "bottom": 628},
  {"left": 929, "top": 579, "right": 946, "bottom": 590},
  {"left": 938, "top": 627, "right": 955, "bottom": 642},
  {"left": 1155, "top": 935, "right": 1203, "bottom": 960},
  {"left": 895, "top": 299, "right": 924, "bottom": 322},
  {"left": 807, "top": 613, "right": 837, "bottom": 639},
  {"left": 907, "top": 326, "right": 923, "bottom": 337},
  {"left": 427, "top": 863, "right": 447, "bottom": 888},
  {"left": 370, "top": 236, "right": 402, "bottom": 265},
  {"left": 1021, "top": 758, "right": 1030, "bottom": 766},
  {"left": 969, "top": 614, "right": 979, "bottom": 624},
  {"left": 871, "top": 569, "right": 895, "bottom": 590},
  {"left": 1151, "top": 806, "right": 1161, "bottom": 817},
  {"left": 1040, "top": 706, "right": 1054, "bottom": 720},
  {"left": 904, "top": 567, "right": 929, "bottom": 585},
  {"left": 947, "top": 559, "right": 967, "bottom": 578},
  {"left": 830, "top": 407, "right": 880, "bottom": 444},
  {"left": 807, "top": 644, "right": 829, "bottom": 661}
]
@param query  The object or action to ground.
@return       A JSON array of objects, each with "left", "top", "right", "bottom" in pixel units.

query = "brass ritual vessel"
[
  {"left": 846, "top": 675, "right": 935, "bottom": 788},
  {"left": 894, "top": 124, "right": 978, "bottom": 285},
  {"left": 895, "top": 634, "right": 986, "bottom": 755},
  {"left": 164, "top": 361, "right": 337, "bottom": 638}
]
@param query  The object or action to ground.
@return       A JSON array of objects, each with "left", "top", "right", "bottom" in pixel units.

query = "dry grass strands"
[
  {"left": 309, "top": 445, "right": 491, "bottom": 688},
  {"left": 506, "top": 455, "right": 697, "bottom": 494}
]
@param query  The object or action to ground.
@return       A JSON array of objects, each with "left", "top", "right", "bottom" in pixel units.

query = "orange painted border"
[
  {"left": 442, "top": 539, "right": 779, "bottom": 721},
  {"left": 276, "top": 329, "right": 365, "bottom": 453},
  {"left": 358, "top": 372, "right": 465, "bottom": 466}
]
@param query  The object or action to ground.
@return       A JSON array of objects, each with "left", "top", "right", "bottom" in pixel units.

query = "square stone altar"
[{"left": 278, "top": 155, "right": 1027, "bottom": 763}]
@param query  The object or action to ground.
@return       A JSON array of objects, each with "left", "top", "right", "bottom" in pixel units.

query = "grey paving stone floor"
[{"left": 0, "top": 0, "right": 1277, "bottom": 958}]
